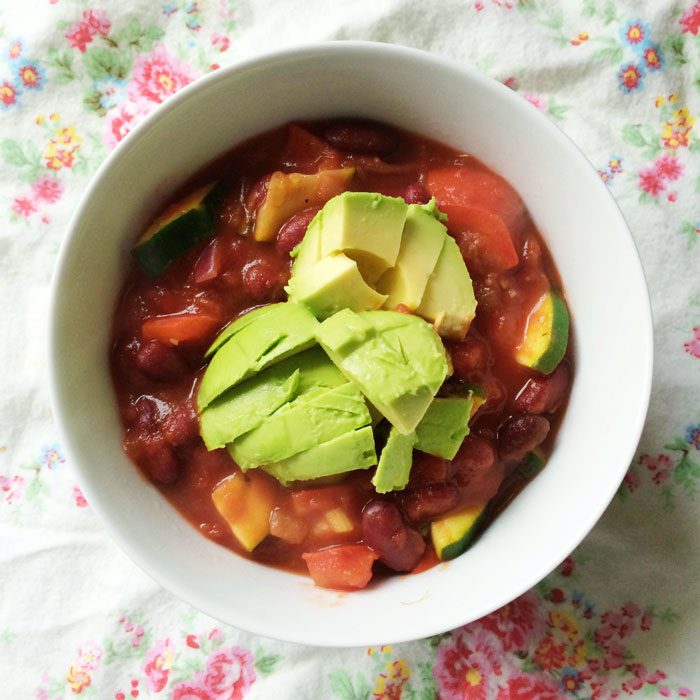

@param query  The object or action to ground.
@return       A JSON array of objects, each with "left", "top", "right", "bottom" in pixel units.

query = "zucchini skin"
[{"left": 432, "top": 504, "right": 487, "bottom": 561}]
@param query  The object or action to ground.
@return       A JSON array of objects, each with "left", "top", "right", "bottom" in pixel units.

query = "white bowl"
[{"left": 49, "top": 42, "right": 653, "bottom": 647}]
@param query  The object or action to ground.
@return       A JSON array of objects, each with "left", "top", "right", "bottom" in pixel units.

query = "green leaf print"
[
  {"left": 663, "top": 34, "right": 688, "bottom": 67},
  {"left": 46, "top": 47, "right": 75, "bottom": 84},
  {"left": 254, "top": 652, "right": 280, "bottom": 676},
  {"left": 0, "top": 139, "right": 30, "bottom": 167},
  {"left": 418, "top": 661, "right": 437, "bottom": 699},
  {"left": 665, "top": 437, "right": 690, "bottom": 452},
  {"left": 329, "top": 669, "right": 371, "bottom": 700},
  {"left": 83, "top": 87, "right": 107, "bottom": 117},
  {"left": 84, "top": 47, "right": 130, "bottom": 81},
  {"left": 674, "top": 454, "right": 700, "bottom": 495},
  {"left": 681, "top": 221, "right": 699, "bottom": 247},
  {"left": 621, "top": 124, "right": 661, "bottom": 159},
  {"left": 116, "top": 19, "right": 165, "bottom": 53},
  {"left": 592, "top": 38, "right": 624, "bottom": 66}
]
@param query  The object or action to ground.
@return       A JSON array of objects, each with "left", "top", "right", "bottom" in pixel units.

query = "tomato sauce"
[{"left": 110, "top": 120, "right": 573, "bottom": 582}]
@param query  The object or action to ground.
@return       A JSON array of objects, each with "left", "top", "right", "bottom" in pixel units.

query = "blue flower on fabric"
[
  {"left": 186, "top": 18, "right": 202, "bottom": 31},
  {"left": 41, "top": 443, "right": 65, "bottom": 470},
  {"left": 15, "top": 60, "right": 46, "bottom": 91},
  {"left": 641, "top": 44, "right": 664, "bottom": 72},
  {"left": 686, "top": 424, "right": 700, "bottom": 450},
  {"left": 162, "top": 3, "right": 178, "bottom": 15},
  {"left": 94, "top": 76, "right": 127, "bottom": 111},
  {"left": 620, "top": 19, "right": 652, "bottom": 52},
  {"left": 7, "top": 37, "right": 24, "bottom": 63},
  {"left": 561, "top": 668, "right": 584, "bottom": 694},
  {"left": 617, "top": 62, "right": 645, "bottom": 94}
]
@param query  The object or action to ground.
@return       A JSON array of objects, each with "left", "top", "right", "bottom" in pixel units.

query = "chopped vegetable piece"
[
  {"left": 515, "top": 291, "right": 570, "bottom": 374},
  {"left": 414, "top": 396, "right": 472, "bottom": 460},
  {"left": 269, "top": 506, "right": 309, "bottom": 544},
  {"left": 211, "top": 471, "right": 278, "bottom": 552},
  {"left": 133, "top": 181, "right": 224, "bottom": 277},
  {"left": 141, "top": 313, "right": 221, "bottom": 345},
  {"left": 431, "top": 503, "right": 487, "bottom": 561},
  {"left": 324, "top": 507, "right": 355, "bottom": 534},
  {"left": 302, "top": 544, "right": 379, "bottom": 590},
  {"left": 517, "top": 448, "right": 546, "bottom": 479},
  {"left": 372, "top": 427, "right": 417, "bottom": 494}
]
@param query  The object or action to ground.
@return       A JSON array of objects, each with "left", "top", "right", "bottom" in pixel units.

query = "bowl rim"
[{"left": 48, "top": 40, "right": 654, "bottom": 647}]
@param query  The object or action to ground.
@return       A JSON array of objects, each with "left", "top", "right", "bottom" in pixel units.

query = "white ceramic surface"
[{"left": 49, "top": 42, "right": 653, "bottom": 647}]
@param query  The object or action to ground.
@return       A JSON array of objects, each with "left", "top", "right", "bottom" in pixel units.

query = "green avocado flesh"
[
  {"left": 228, "top": 382, "right": 372, "bottom": 470},
  {"left": 197, "top": 302, "right": 319, "bottom": 411},
  {"left": 414, "top": 396, "right": 473, "bottom": 460},
  {"left": 372, "top": 427, "right": 417, "bottom": 494},
  {"left": 132, "top": 181, "right": 223, "bottom": 278},
  {"left": 262, "top": 426, "right": 377, "bottom": 485},
  {"left": 316, "top": 309, "right": 448, "bottom": 435}
]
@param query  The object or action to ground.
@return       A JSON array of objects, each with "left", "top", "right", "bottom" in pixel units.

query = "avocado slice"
[
  {"left": 286, "top": 252, "right": 388, "bottom": 319},
  {"left": 377, "top": 200, "right": 446, "bottom": 311},
  {"left": 205, "top": 305, "right": 274, "bottom": 359},
  {"left": 415, "top": 236, "right": 477, "bottom": 340},
  {"left": 199, "top": 346, "right": 347, "bottom": 450},
  {"left": 254, "top": 168, "right": 355, "bottom": 242},
  {"left": 228, "top": 382, "right": 372, "bottom": 470},
  {"left": 316, "top": 309, "right": 448, "bottom": 435},
  {"left": 297, "top": 191, "right": 407, "bottom": 282},
  {"left": 515, "top": 291, "right": 569, "bottom": 374},
  {"left": 262, "top": 426, "right": 377, "bottom": 485},
  {"left": 197, "top": 302, "right": 319, "bottom": 411},
  {"left": 371, "top": 426, "right": 417, "bottom": 493},
  {"left": 133, "top": 181, "right": 224, "bottom": 278},
  {"left": 414, "top": 396, "right": 473, "bottom": 460}
]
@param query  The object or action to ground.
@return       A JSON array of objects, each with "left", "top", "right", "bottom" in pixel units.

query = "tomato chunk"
[
  {"left": 302, "top": 544, "right": 379, "bottom": 590},
  {"left": 282, "top": 124, "right": 342, "bottom": 172},
  {"left": 291, "top": 485, "right": 355, "bottom": 517},
  {"left": 426, "top": 166, "right": 524, "bottom": 271},
  {"left": 141, "top": 313, "right": 220, "bottom": 345}
]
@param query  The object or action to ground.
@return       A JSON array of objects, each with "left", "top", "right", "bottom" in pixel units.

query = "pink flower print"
[
  {"left": 496, "top": 672, "right": 562, "bottom": 700},
  {"left": 684, "top": 327, "right": 700, "bottom": 358},
  {"left": 523, "top": 94, "right": 547, "bottom": 111},
  {"left": 73, "top": 486, "right": 88, "bottom": 508},
  {"left": 560, "top": 556, "right": 575, "bottom": 577},
  {"left": 172, "top": 682, "right": 214, "bottom": 700},
  {"left": 11, "top": 195, "right": 35, "bottom": 218},
  {"left": 211, "top": 33, "right": 231, "bottom": 52},
  {"left": 0, "top": 81, "right": 19, "bottom": 109},
  {"left": 639, "top": 453, "right": 673, "bottom": 485},
  {"left": 502, "top": 75, "right": 519, "bottom": 90},
  {"left": 202, "top": 646, "right": 256, "bottom": 700},
  {"left": 434, "top": 629, "right": 505, "bottom": 700},
  {"left": 638, "top": 166, "right": 665, "bottom": 197},
  {"left": 622, "top": 469, "right": 640, "bottom": 492},
  {"left": 77, "top": 642, "right": 102, "bottom": 671},
  {"left": 144, "top": 639, "right": 174, "bottom": 692},
  {"left": 83, "top": 10, "right": 111, "bottom": 37},
  {"left": 641, "top": 610, "right": 654, "bottom": 631},
  {"left": 603, "top": 640, "right": 626, "bottom": 669},
  {"left": 477, "top": 591, "right": 542, "bottom": 652},
  {"left": 680, "top": 1, "right": 700, "bottom": 35},
  {"left": 621, "top": 601, "right": 641, "bottom": 618},
  {"left": 186, "top": 633, "right": 201, "bottom": 648},
  {"left": 104, "top": 99, "right": 152, "bottom": 150},
  {"left": 32, "top": 174, "right": 63, "bottom": 203},
  {"left": 66, "top": 22, "right": 93, "bottom": 52},
  {"left": 208, "top": 628, "right": 223, "bottom": 642},
  {"left": 678, "top": 687, "right": 693, "bottom": 697},
  {"left": 128, "top": 45, "right": 198, "bottom": 104},
  {"left": 654, "top": 153, "right": 683, "bottom": 182},
  {"left": 1, "top": 474, "right": 25, "bottom": 504}
]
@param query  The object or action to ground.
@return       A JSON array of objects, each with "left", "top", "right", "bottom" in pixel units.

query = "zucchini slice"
[
  {"left": 517, "top": 448, "right": 546, "bottom": 480},
  {"left": 431, "top": 503, "right": 487, "bottom": 561},
  {"left": 464, "top": 382, "right": 486, "bottom": 420},
  {"left": 515, "top": 291, "right": 570, "bottom": 374},
  {"left": 133, "top": 181, "right": 223, "bottom": 277}
]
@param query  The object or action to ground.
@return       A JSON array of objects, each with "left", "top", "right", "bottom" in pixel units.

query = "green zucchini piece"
[
  {"left": 515, "top": 291, "right": 570, "bottom": 374},
  {"left": 517, "top": 448, "right": 546, "bottom": 480},
  {"left": 132, "top": 181, "right": 224, "bottom": 278},
  {"left": 431, "top": 503, "right": 487, "bottom": 561}
]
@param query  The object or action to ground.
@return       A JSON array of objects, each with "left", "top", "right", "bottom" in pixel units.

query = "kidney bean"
[
  {"left": 244, "top": 175, "right": 270, "bottom": 217},
  {"left": 514, "top": 362, "right": 571, "bottom": 414},
  {"left": 449, "top": 333, "right": 491, "bottom": 378},
  {"left": 403, "top": 183, "right": 429, "bottom": 204},
  {"left": 400, "top": 483, "right": 459, "bottom": 523},
  {"left": 361, "top": 500, "right": 426, "bottom": 572},
  {"left": 162, "top": 401, "right": 199, "bottom": 448},
  {"left": 409, "top": 453, "right": 451, "bottom": 487},
  {"left": 142, "top": 444, "right": 180, "bottom": 485},
  {"left": 276, "top": 206, "right": 320, "bottom": 255},
  {"left": 242, "top": 258, "right": 288, "bottom": 302},
  {"left": 498, "top": 414, "right": 550, "bottom": 462},
  {"left": 135, "top": 340, "right": 188, "bottom": 382},
  {"left": 451, "top": 436, "right": 496, "bottom": 485},
  {"left": 194, "top": 239, "right": 223, "bottom": 284},
  {"left": 323, "top": 121, "right": 399, "bottom": 156}
]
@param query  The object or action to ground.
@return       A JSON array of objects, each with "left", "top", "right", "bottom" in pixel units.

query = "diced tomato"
[
  {"left": 291, "top": 485, "right": 355, "bottom": 517},
  {"left": 194, "top": 239, "right": 223, "bottom": 284},
  {"left": 302, "top": 544, "right": 379, "bottom": 590},
  {"left": 269, "top": 505, "right": 309, "bottom": 545},
  {"left": 426, "top": 166, "right": 524, "bottom": 271},
  {"left": 141, "top": 313, "right": 221, "bottom": 345},
  {"left": 282, "top": 124, "right": 342, "bottom": 172}
]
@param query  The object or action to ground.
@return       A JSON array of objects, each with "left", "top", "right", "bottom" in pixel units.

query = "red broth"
[{"left": 110, "top": 120, "right": 573, "bottom": 581}]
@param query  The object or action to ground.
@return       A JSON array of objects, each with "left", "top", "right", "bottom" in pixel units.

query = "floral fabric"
[{"left": 1, "top": 0, "right": 699, "bottom": 698}]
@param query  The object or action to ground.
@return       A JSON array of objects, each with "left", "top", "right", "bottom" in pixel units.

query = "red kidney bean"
[
  {"left": 452, "top": 436, "right": 496, "bottom": 484},
  {"left": 323, "top": 121, "right": 399, "bottom": 156},
  {"left": 194, "top": 240, "right": 223, "bottom": 284},
  {"left": 276, "top": 206, "right": 320, "bottom": 255},
  {"left": 403, "top": 183, "right": 429, "bottom": 204},
  {"left": 514, "top": 362, "right": 571, "bottom": 414},
  {"left": 408, "top": 453, "right": 451, "bottom": 487},
  {"left": 162, "top": 401, "right": 199, "bottom": 448},
  {"left": 145, "top": 445, "right": 180, "bottom": 485},
  {"left": 242, "top": 258, "right": 287, "bottom": 302},
  {"left": 449, "top": 334, "right": 491, "bottom": 378},
  {"left": 400, "top": 483, "right": 459, "bottom": 523},
  {"left": 498, "top": 414, "right": 550, "bottom": 462},
  {"left": 361, "top": 500, "right": 426, "bottom": 572},
  {"left": 244, "top": 175, "right": 270, "bottom": 217},
  {"left": 135, "top": 340, "right": 188, "bottom": 382}
]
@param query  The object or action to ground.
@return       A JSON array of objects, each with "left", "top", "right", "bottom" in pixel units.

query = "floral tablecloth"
[{"left": 1, "top": 0, "right": 699, "bottom": 698}]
